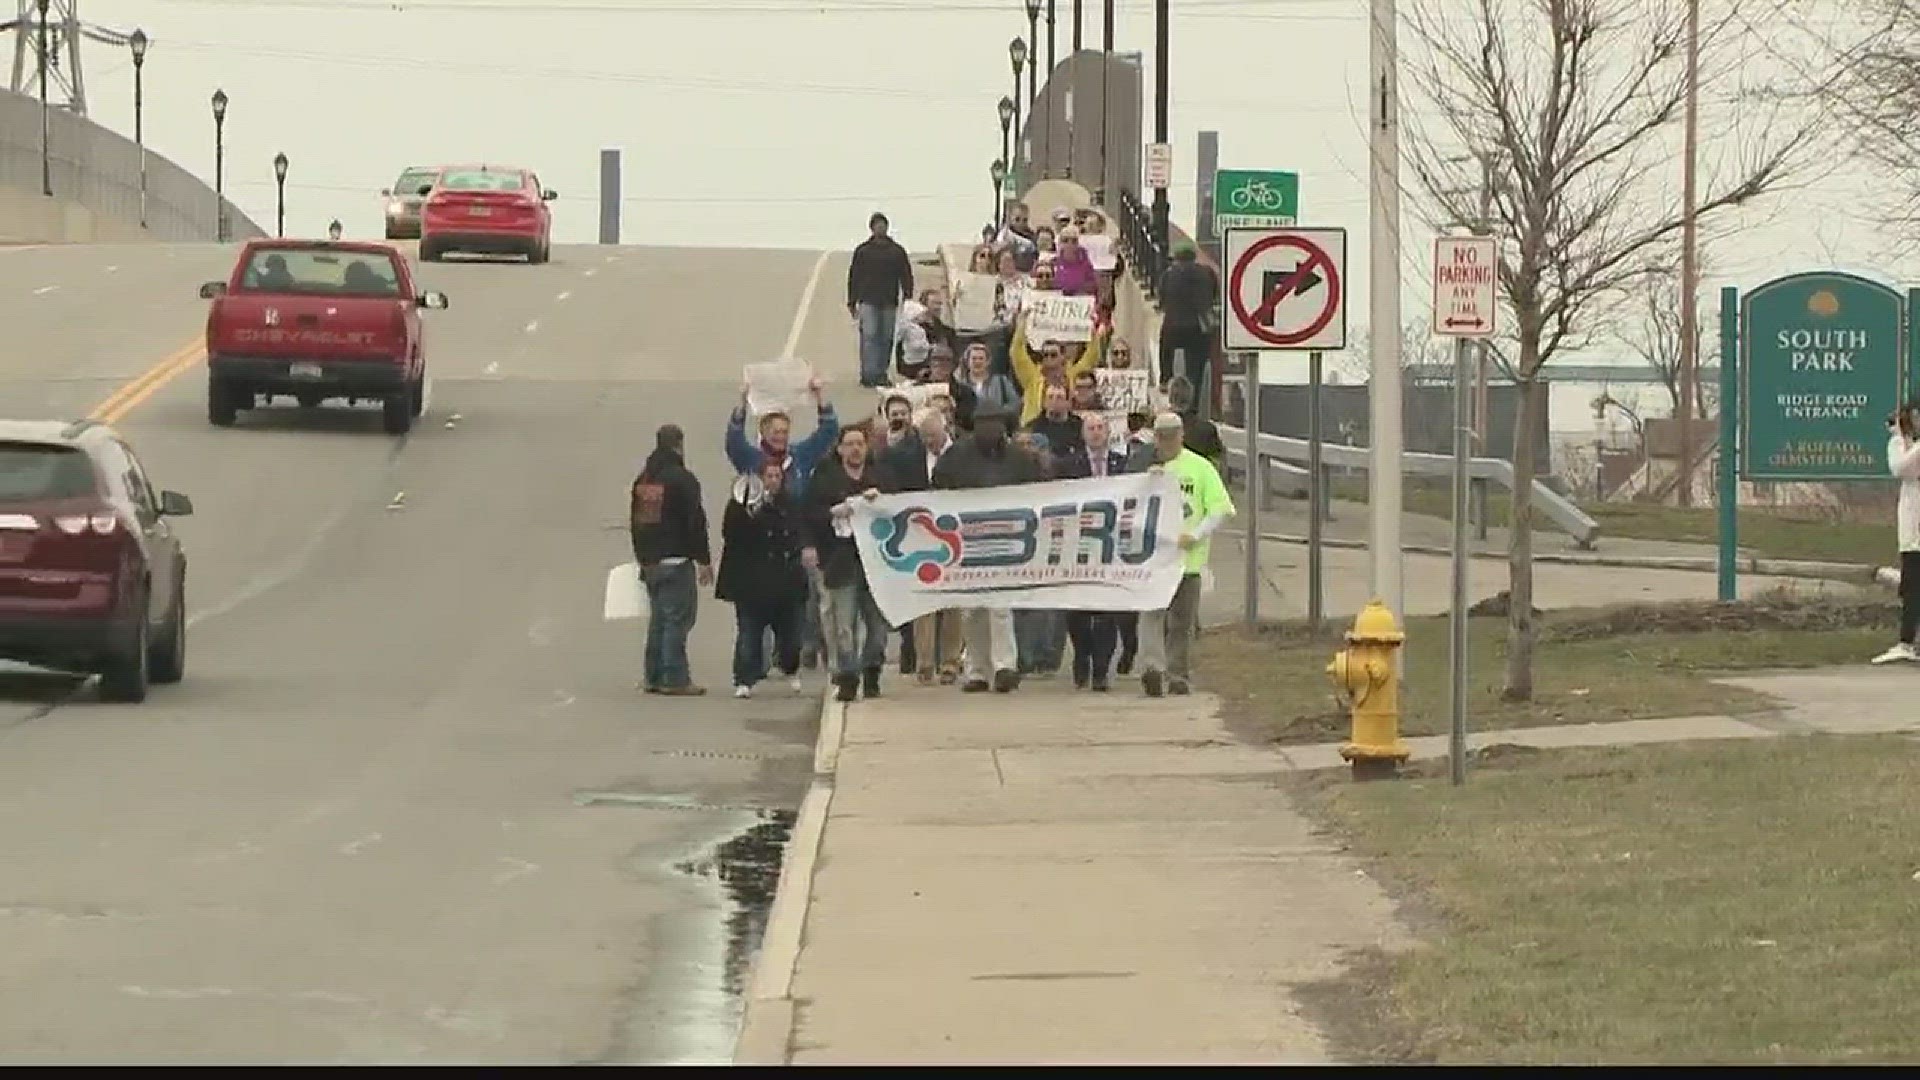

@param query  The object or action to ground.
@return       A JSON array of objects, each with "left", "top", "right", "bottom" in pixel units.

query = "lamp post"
[
  {"left": 1099, "top": 0, "right": 1113, "bottom": 201},
  {"left": 1150, "top": 0, "right": 1169, "bottom": 263},
  {"left": 210, "top": 89, "right": 229, "bottom": 242},
  {"left": 129, "top": 29, "right": 148, "bottom": 228},
  {"left": 1024, "top": 0, "right": 1040, "bottom": 108},
  {"left": 1009, "top": 37, "right": 1027, "bottom": 175},
  {"left": 37, "top": 0, "right": 50, "bottom": 197},
  {"left": 273, "top": 152, "right": 289, "bottom": 237},
  {"left": 1073, "top": 0, "right": 1082, "bottom": 51},
  {"left": 997, "top": 96, "right": 1015, "bottom": 187},
  {"left": 990, "top": 159, "right": 1008, "bottom": 229}
]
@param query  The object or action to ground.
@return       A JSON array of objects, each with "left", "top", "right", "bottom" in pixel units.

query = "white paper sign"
[
  {"left": 850, "top": 472, "right": 1184, "bottom": 625},
  {"left": 1082, "top": 233, "right": 1117, "bottom": 272},
  {"left": 1094, "top": 368, "right": 1154, "bottom": 415},
  {"left": 604, "top": 563, "right": 648, "bottom": 621},
  {"left": 951, "top": 272, "right": 1000, "bottom": 331},
  {"left": 1023, "top": 292, "right": 1096, "bottom": 343},
  {"left": 743, "top": 356, "right": 813, "bottom": 419},
  {"left": 874, "top": 383, "right": 952, "bottom": 417}
]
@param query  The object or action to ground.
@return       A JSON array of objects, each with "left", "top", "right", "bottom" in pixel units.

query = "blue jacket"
[{"left": 725, "top": 403, "right": 840, "bottom": 498}]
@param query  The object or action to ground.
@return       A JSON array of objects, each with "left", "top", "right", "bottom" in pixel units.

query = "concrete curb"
[
  {"left": 732, "top": 693, "right": 846, "bottom": 1065},
  {"left": 1254, "top": 531, "right": 1881, "bottom": 584}
]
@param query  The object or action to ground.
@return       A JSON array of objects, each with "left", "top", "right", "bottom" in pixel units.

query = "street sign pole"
[
  {"left": 1448, "top": 332, "right": 1471, "bottom": 786},
  {"left": 1243, "top": 348, "right": 1262, "bottom": 627},
  {"left": 1308, "top": 349, "right": 1325, "bottom": 633},
  {"left": 1718, "top": 285, "right": 1740, "bottom": 601}
]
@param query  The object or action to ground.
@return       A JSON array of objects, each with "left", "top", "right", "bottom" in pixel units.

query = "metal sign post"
[
  {"left": 1243, "top": 348, "right": 1262, "bottom": 627},
  {"left": 1307, "top": 349, "right": 1325, "bottom": 633}
]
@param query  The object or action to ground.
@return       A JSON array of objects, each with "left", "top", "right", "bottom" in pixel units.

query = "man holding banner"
[{"left": 1137, "top": 411, "right": 1235, "bottom": 698}]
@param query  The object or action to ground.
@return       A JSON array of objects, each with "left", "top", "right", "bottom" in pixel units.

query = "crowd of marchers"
[{"left": 627, "top": 206, "right": 1236, "bottom": 705}]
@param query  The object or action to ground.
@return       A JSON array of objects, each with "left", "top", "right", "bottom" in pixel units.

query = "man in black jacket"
[
  {"left": 630, "top": 424, "right": 713, "bottom": 696},
  {"left": 848, "top": 211, "right": 915, "bottom": 388},
  {"left": 1156, "top": 243, "right": 1218, "bottom": 391},
  {"left": 932, "top": 406, "right": 1043, "bottom": 693},
  {"left": 804, "top": 427, "right": 895, "bottom": 702},
  {"left": 1052, "top": 414, "right": 1134, "bottom": 691},
  {"left": 716, "top": 460, "right": 810, "bottom": 700}
]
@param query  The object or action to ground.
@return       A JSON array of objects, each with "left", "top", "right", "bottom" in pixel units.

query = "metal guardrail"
[{"left": 1214, "top": 421, "right": 1603, "bottom": 549}]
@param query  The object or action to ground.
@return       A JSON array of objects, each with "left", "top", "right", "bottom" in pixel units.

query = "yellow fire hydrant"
[{"left": 1327, "top": 599, "right": 1411, "bottom": 781}]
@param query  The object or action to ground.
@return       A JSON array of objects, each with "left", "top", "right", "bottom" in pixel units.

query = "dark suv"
[{"left": 0, "top": 419, "right": 193, "bottom": 702}]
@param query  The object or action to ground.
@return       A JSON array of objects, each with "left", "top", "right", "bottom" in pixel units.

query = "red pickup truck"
[{"left": 198, "top": 239, "right": 450, "bottom": 435}]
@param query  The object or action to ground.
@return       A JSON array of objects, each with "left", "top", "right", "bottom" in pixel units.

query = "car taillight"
[{"left": 53, "top": 513, "right": 119, "bottom": 536}]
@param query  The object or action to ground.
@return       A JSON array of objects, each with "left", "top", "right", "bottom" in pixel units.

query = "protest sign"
[
  {"left": 1094, "top": 368, "right": 1155, "bottom": 415},
  {"left": 743, "top": 356, "right": 813, "bottom": 418},
  {"left": 1023, "top": 292, "right": 1096, "bottom": 343},
  {"left": 1082, "top": 233, "right": 1118, "bottom": 272},
  {"left": 951, "top": 272, "right": 999, "bottom": 331},
  {"left": 874, "top": 382, "right": 951, "bottom": 417},
  {"left": 851, "top": 472, "right": 1183, "bottom": 625}
]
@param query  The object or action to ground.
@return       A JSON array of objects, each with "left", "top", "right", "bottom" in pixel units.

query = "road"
[{"left": 0, "top": 240, "right": 860, "bottom": 1062}]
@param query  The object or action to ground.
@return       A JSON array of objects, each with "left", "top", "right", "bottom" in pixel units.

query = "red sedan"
[{"left": 418, "top": 165, "right": 556, "bottom": 264}]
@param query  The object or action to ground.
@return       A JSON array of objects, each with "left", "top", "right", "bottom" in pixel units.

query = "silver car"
[{"left": 381, "top": 166, "right": 442, "bottom": 239}]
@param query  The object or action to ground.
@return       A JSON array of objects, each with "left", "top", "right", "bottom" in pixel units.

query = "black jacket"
[
  {"left": 1157, "top": 259, "right": 1218, "bottom": 329},
  {"left": 1055, "top": 446, "right": 1134, "bottom": 481},
  {"left": 630, "top": 448, "right": 711, "bottom": 565},
  {"left": 925, "top": 375, "right": 978, "bottom": 432},
  {"left": 804, "top": 458, "right": 892, "bottom": 590},
  {"left": 1025, "top": 413, "right": 1086, "bottom": 461},
  {"left": 847, "top": 236, "right": 914, "bottom": 308},
  {"left": 716, "top": 490, "right": 808, "bottom": 605},
  {"left": 883, "top": 433, "right": 957, "bottom": 492},
  {"left": 932, "top": 437, "right": 1046, "bottom": 490}
]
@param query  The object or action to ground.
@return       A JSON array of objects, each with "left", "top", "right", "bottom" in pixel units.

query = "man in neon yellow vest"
[{"left": 1139, "top": 411, "right": 1235, "bottom": 697}]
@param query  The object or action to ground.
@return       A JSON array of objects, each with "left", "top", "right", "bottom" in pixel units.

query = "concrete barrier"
[{"left": 0, "top": 88, "right": 263, "bottom": 243}]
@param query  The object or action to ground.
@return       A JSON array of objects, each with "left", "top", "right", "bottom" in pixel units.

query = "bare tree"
[
  {"left": 1802, "top": 0, "right": 1920, "bottom": 237},
  {"left": 1403, "top": 0, "right": 1815, "bottom": 700},
  {"left": 1620, "top": 260, "right": 1712, "bottom": 421}
]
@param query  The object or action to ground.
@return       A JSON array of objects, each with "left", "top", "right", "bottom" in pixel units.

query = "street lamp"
[
  {"left": 210, "top": 89, "right": 229, "bottom": 242},
  {"left": 273, "top": 152, "right": 289, "bottom": 238},
  {"left": 990, "top": 159, "right": 1008, "bottom": 229},
  {"left": 129, "top": 29, "right": 148, "bottom": 228},
  {"left": 1009, "top": 38, "right": 1027, "bottom": 174},
  {"left": 37, "top": 0, "right": 50, "bottom": 197},
  {"left": 1151, "top": 0, "right": 1169, "bottom": 267},
  {"left": 997, "top": 96, "right": 1015, "bottom": 185},
  {"left": 1024, "top": 0, "right": 1041, "bottom": 108}
]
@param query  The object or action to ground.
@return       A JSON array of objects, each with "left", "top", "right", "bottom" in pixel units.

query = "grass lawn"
[
  {"left": 1196, "top": 594, "right": 1894, "bottom": 744},
  {"left": 1333, "top": 478, "right": 1894, "bottom": 566},
  {"left": 1293, "top": 735, "right": 1920, "bottom": 1063}
]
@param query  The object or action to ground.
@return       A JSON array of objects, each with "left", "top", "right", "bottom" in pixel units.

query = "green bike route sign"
[
  {"left": 1738, "top": 271, "right": 1905, "bottom": 481},
  {"left": 1212, "top": 169, "right": 1299, "bottom": 230}
]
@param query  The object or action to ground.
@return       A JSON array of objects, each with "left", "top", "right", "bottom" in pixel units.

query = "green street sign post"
[
  {"left": 1719, "top": 270, "right": 1910, "bottom": 599},
  {"left": 1213, "top": 169, "right": 1299, "bottom": 229}
]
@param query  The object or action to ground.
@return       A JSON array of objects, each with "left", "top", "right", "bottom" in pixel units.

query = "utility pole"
[
  {"left": 1675, "top": 0, "right": 1702, "bottom": 507},
  {"left": 1368, "top": 0, "right": 1405, "bottom": 626},
  {"left": 1150, "top": 0, "right": 1169, "bottom": 265}
]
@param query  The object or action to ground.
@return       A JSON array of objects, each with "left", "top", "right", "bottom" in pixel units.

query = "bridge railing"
[{"left": 1213, "top": 420, "right": 1603, "bottom": 549}]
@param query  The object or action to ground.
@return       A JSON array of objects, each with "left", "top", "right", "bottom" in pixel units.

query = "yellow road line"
[{"left": 89, "top": 338, "right": 206, "bottom": 425}]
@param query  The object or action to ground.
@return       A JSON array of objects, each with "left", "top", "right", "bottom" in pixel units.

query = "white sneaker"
[
  {"left": 1870, "top": 643, "right": 1920, "bottom": 665},
  {"left": 789, "top": 677, "right": 805, "bottom": 695},
  {"left": 733, "top": 684, "right": 753, "bottom": 699}
]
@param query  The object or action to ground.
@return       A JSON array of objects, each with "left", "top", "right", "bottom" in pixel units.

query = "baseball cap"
[{"left": 1153, "top": 411, "right": 1185, "bottom": 434}]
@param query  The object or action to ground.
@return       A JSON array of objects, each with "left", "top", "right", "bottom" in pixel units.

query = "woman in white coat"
[{"left": 1873, "top": 402, "right": 1920, "bottom": 664}]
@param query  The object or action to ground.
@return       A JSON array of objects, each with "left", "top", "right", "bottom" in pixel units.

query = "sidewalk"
[{"left": 748, "top": 683, "right": 1411, "bottom": 1064}]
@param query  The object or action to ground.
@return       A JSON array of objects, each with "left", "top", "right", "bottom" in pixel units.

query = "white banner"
[
  {"left": 951, "top": 272, "right": 1000, "bottom": 331},
  {"left": 1023, "top": 292, "right": 1095, "bottom": 343},
  {"left": 850, "top": 472, "right": 1185, "bottom": 625}
]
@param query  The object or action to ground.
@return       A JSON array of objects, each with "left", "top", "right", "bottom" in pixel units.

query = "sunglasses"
[{"left": 1042, "top": 349, "right": 1063, "bottom": 359}]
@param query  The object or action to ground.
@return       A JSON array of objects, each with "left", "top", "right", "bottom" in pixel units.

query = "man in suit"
[
  {"left": 1054, "top": 413, "right": 1132, "bottom": 691},
  {"left": 885, "top": 407, "right": 964, "bottom": 683}
]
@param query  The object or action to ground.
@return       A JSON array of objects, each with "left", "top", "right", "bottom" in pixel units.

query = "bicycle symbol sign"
[{"left": 1212, "top": 169, "right": 1299, "bottom": 230}]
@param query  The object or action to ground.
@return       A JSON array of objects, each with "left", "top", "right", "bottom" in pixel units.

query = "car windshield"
[
  {"left": 0, "top": 444, "right": 97, "bottom": 500},
  {"left": 394, "top": 169, "right": 438, "bottom": 195},
  {"left": 438, "top": 170, "right": 525, "bottom": 193},
  {"left": 238, "top": 248, "right": 404, "bottom": 298}
]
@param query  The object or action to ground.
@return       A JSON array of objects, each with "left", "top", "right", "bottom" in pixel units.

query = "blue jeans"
[
  {"left": 1015, "top": 609, "right": 1066, "bottom": 672},
  {"left": 734, "top": 596, "right": 803, "bottom": 688},
  {"left": 855, "top": 302, "right": 898, "bottom": 387},
  {"left": 642, "top": 561, "right": 698, "bottom": 689},
  {"left": 826, "top": 580, "right": 889, "bottom": 678}
]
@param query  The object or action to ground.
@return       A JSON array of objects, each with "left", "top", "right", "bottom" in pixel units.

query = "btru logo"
[{"left": 871, "top": 496, "right": 1163, "bottom": 584}]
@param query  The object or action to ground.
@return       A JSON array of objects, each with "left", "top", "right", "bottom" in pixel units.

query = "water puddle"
[{"left": 675, "top": 808, "right": 796, "bottom": 997}]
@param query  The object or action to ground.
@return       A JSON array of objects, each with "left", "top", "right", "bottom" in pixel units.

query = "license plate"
[
  {"left": 468, "top": 206, "right": 492, "bottom": 217},
  {"left": 289, "top": 362, "right": 324, "bottom": 379}
]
